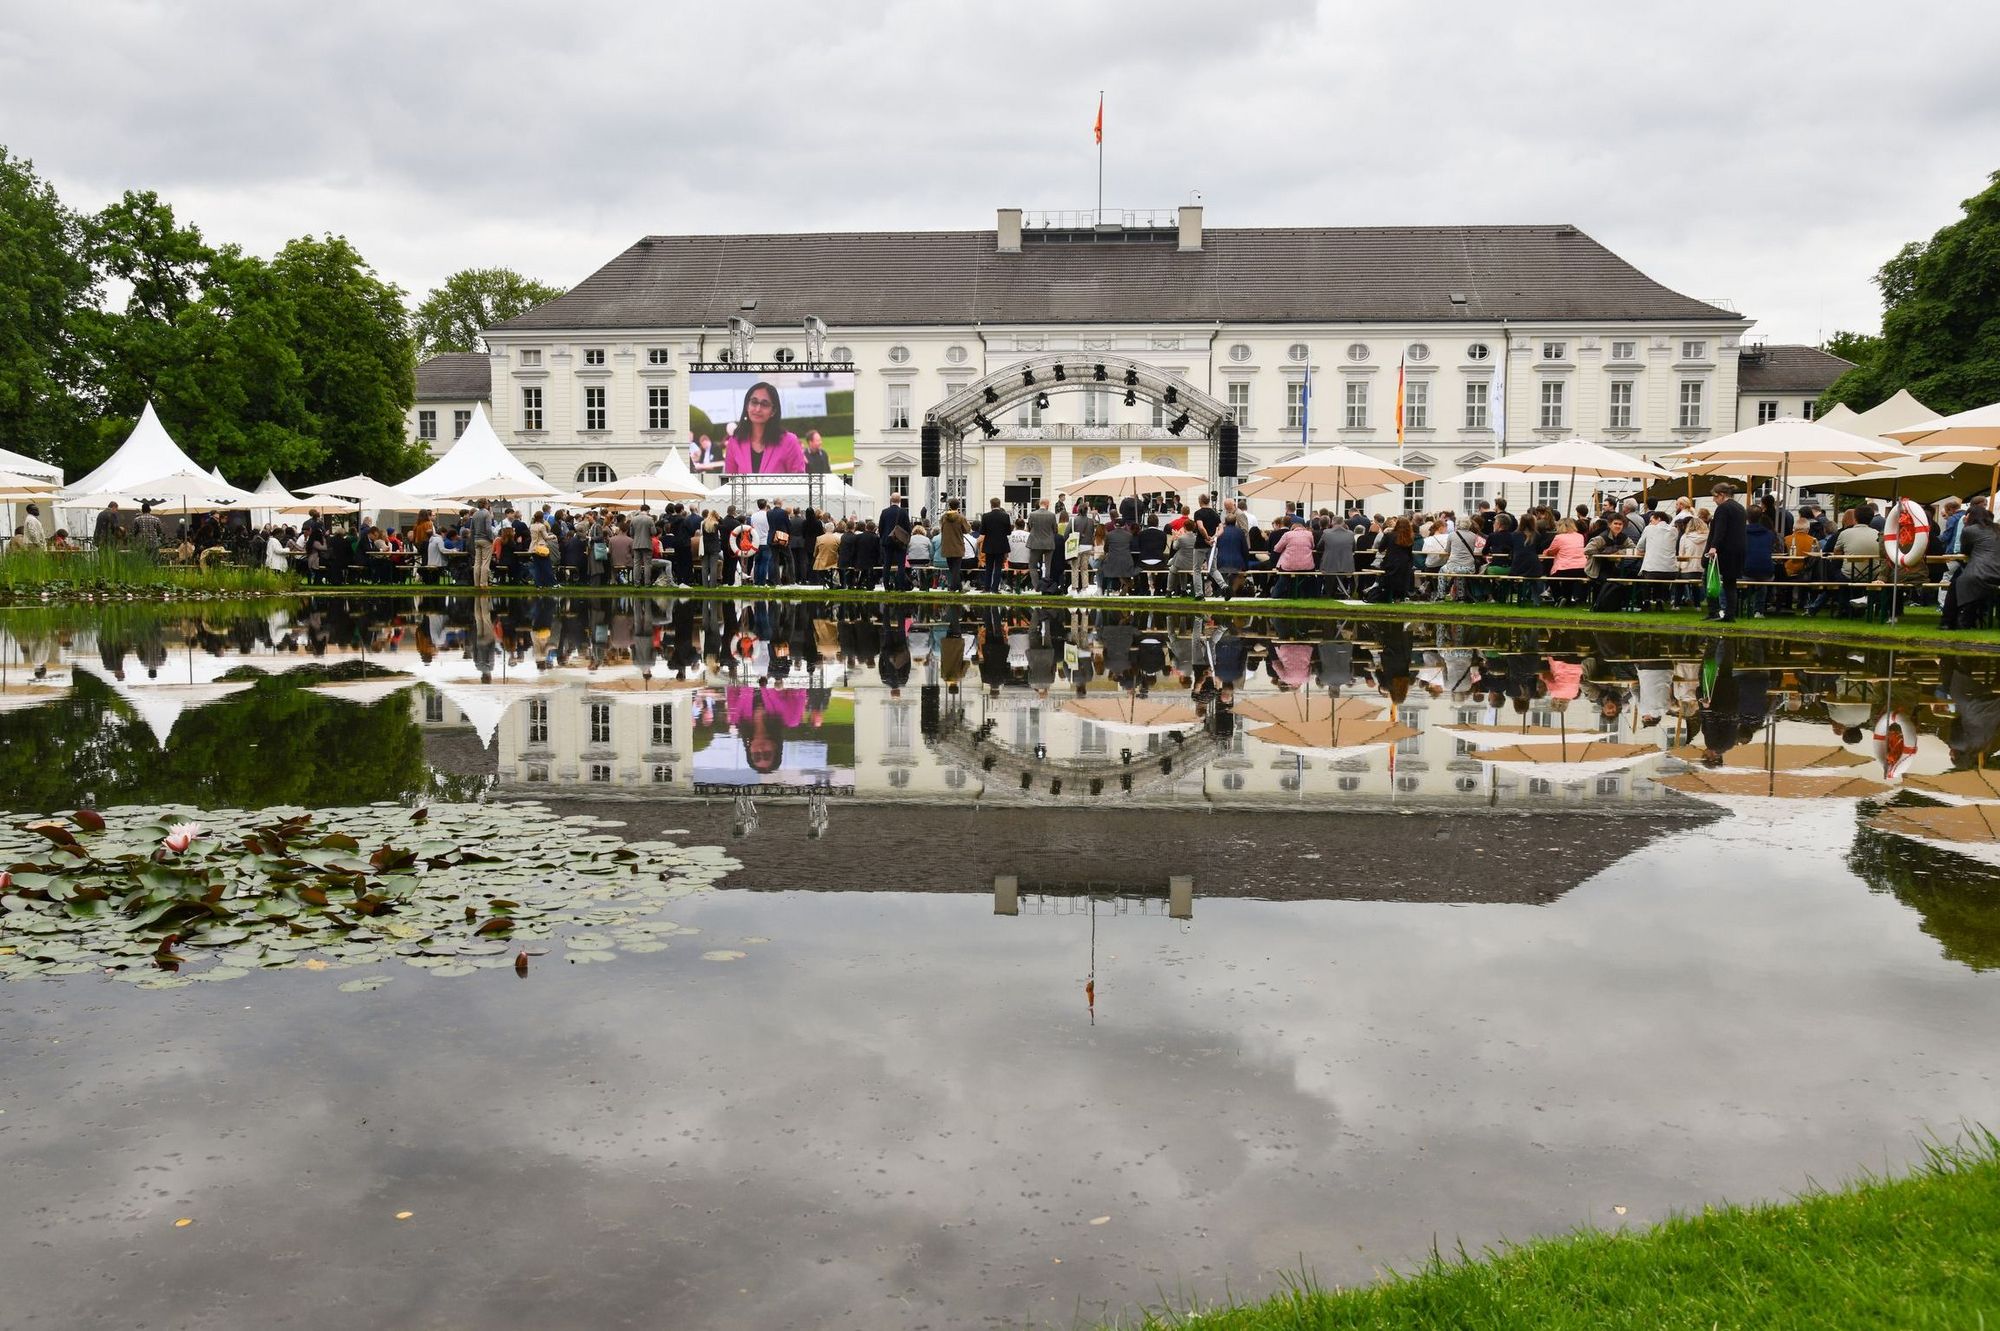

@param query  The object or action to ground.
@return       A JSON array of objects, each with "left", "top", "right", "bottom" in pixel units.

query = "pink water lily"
[{"left": 161, "top": 821, "right": 205, "bottom": 855}]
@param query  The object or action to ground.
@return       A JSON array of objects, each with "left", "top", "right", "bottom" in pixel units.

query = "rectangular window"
[
  {"left": 1285, "top": 382, "right": 1308, "bottom": 432},
  {"left": 1611, "top": 340, "right": 1637, "bottom": 361},
  {"left": 651, "top": 764, "right": 673, "bottom": 783},
  {"left": 647, "top": 347, "right": 670, "bottom": 365},
  {"left": 650, "top": 703, "right": 672, "bottom": 748},
  {"left": 1539, "top": 380, "right": 1564, "bottom": 429},
  {"left": 519, "top": 349, "right": 542, "bottom": 367},
  {"left": 1533, "top": 479, "right": 1561, "bottom": 507},
  {"left": 424, "top": 692, "right": 445, "bottom": 723},
  {"left": 887, "top": 473, "right": 910, "bottom": 503},
  {"left": 588, "top": 763, "right": 612, "bottom": 783},
  {"left": 1016, "top": 396, "right": 1043, "bottom": 427},
  {"left": 1401, "top": 479, "right": 1425, "bottom": 512},
  {"left": 1678, "top": 380, "right": 1705, "bottom": 429},
  {"left": 453, "top": 409, "right": 471, "bottom": 439},
  {"left": 1344, "top": 380, "right": 1368, "bottom": 429},
  {"left": 1801, "top": 400, "right": 1817, "bottom": 420},
  {"left": 1541, "top": 341, "right": 1567, "bottom": 361},
  {"left": 1461, "top": 481, "right": 1487, "bottom": 508},
  {"left": 1756, "top": 399, "right": 1780, "bottom": 425},
  {"left": 1608, "top": 380, "right": 1634, "bottom": 430},
  {"left": 588, "top": 701, "right": 612, "bottom": 745},
  {"left": 1225, "top": 381, "right": 1251, "bottom": 428},
  {"left": 1080, "top": 721, "right": 1107, "bottom": 754},
  {"left": 583, "top": 386, "right": 606, "bottom": 431},
  {"left": 1680, "top": 340, "right": 1706, "bottom": 361},
  {"left": 526, "top": 698, "right": 548, "bottom": 746},
  {"left": 1464, "top": 381, "right": 1488, "bottom": 429},
  {"left": 648, "top": 386, "right": 671, "bottom": 430},
  {"left": 1151, "top": 398, "right": 1168, "bottom": 428},
  {"left": 521, "top": 386, "right": 543, "bottom": 431},
  {"left": 526, "top": 763, "right": 548, "bottom": 783},
  {"left": 1404, "top": 379, "right": 1429, "bottom": 430},
  {"left": 1083, "top": 389, "right": 1109, "bottom": 427},
  {"left": 887, "top": 383, "right": 912, "bottom": 430},
  {"left": 583, "top": 348, "right": 606, "bottom": 366},
  {"left": 417, "top": 410, "right": 437, "bottom": 440}
]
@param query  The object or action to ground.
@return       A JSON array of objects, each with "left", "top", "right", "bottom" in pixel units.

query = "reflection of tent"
[
  {"left": 427, "top": 678, "right": 557, "bottom": 748},
  {"left": 306, "top": 677, "right": 419, "bottom": 706},
  {"left": 90, "top": 678, "right": 255, "bottom": 747},
  {"left": 1657, "top": 770, "right": 1890, "bottom": 800},
  {"left": 0, "top": 682, "right": 70, "bottom": 714},
  {"left": 1060, "top": 694, "right": 1204, "bottom": 735},
  {"left": 401, "top": 404, "right": 545, "bottom": 501},
  {"left": 1871, "top": 803, "right": 2000, "bottom": 845},
  {"left": 1664, "top": 743, "right": 1871, "bottom": 772},
  {"left": 1848, "top": 823, "right": 2000, "bottom": 971}
]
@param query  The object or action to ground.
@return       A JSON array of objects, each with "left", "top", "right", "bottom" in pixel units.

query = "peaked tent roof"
[
  {"left": 400, "top": 403, "right": 545, "bottom": 500},
  {"left": 1853, "top": 389, "right": 1941, "bottom": 437},
  {"left": 0, "top": 446, "right": 61, "bottom": 482},
  {"left": 66, "top": 403, "right": 208, "bottom": 498},
  {"left": 250, "top": 471, "right": 308, "bottom": 525}
]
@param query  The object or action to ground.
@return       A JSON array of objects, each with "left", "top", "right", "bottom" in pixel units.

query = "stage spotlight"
[
  {"left": 1035, "top": 391, "right": 1049, "bottom": 410},
  {"left": 1169, "top": 412, "right": 1190, "bottom": 435},
  {"left": 1124, "top": 368, "right": 1139, "bottom": 387},
  {"left": 1164, "top": 386, "right": 1178, "bottom": 405},
  {"left": 1053, "top": 365, "right": 1067, "bottom": 382},
  {"left": 1123, "top": 389, "right": 1136, "bottom": 407},
  {"left": 983, "top": 386, "right": 999, "bottom": 404},
  {"left": 1092, "top": 364, "right": 1107, "bottom": 382},
  {"left": 1022, "top": 368, "right": 1036, "bottom": 386}
]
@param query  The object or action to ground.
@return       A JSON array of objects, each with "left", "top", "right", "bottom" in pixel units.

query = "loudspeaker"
[
  {"left": 920, "top": 423, "right": 941, "bottom": 477},
  {"left": 1217, "top": 422, "right": 1240, "bottom": 478}
]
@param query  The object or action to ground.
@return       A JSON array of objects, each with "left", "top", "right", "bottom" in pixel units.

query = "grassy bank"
[
  {"left": 297, "top": 580, "right": 2000, "bottom": 653},
  {"left": 1103, "top": 1132, "right": 2000, "bottom": 1330},
  {"left": 0, "top": 549, "right": 295, "bottom": 601}
]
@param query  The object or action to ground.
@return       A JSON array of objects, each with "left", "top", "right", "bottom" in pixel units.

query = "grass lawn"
[{"left": 1102, "top": 1133, "right": 2000, "bottom": 1330}]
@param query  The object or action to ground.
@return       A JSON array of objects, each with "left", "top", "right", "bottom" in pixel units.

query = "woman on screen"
[
  {"left": 803, "top": 430, "right": 833, "bottom": 474},
  {"left": 689, "top": 434, "right": 726, "bottom": 474},
  {"left": 723, "top": 381, "right": 807, "bottom": 474}
]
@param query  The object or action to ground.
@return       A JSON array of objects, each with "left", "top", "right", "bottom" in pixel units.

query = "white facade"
[
  {"left": 474, "top": 322, "right": 1745, "bottom": 515},
  {"left": 406, "top": 398, "right": 486, "bottom": 464}
]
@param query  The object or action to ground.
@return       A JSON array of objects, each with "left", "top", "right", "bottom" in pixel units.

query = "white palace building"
[{"left": 408, "top": 206, "right": 1850, "bottom": 513}]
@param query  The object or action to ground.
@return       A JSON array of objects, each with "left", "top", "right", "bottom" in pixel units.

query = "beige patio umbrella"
[
  {"left": 1869, "top": 803, "right": 2000, "bottom": 845},
  {"left": 1885, "top": 400, "right": 2000, "bottom": 502},
  {"left": 439, "top": 472, "right": 567, "bottom": 504},
  {"left": 1485, "top": 437, "right": 1674, "bottom": 513},
  {"left": 1657, "top": 770, "right": 1891, "bottom": 799},
  {"left": 1904, "top": 769, "right": 2000, "bottom": 802},
  {"left": 1065, "top": 459, "right": 1209, "bottom": 500},
  {"left": 1061, "top": 694, "right": 1204, "bottom": 734},
  {"left": 300, "top": 474, "right": 432, "bottom": 512},
  {"left": 1236, "top": 694, "right": 1419, "bottom": 759},
  {"left": 577, "top": 467, "right": 710, "bottom": 507},
  {"left": 1239, "top": 446, "right": 1424, "bottom": 509},
  {"left": 1475, "top": 739, "right": 1656, "bottom": 778}
]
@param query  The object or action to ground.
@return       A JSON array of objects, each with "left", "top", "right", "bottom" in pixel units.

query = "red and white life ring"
[
  {"left": 1882, "top": 497, "right": 1931, "bottom": 570},
  {"left": 1873, "top": 709, "right": 1920, "bottom": 780}
]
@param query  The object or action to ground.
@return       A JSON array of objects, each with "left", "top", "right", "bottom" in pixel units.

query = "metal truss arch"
[{"left": 927, "top": 352, "right": 1234, "bottom": 443}]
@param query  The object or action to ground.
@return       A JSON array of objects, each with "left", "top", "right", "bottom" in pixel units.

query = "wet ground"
[{"left": 3, "top": 596, "right": 1998, "bottom": 1328}]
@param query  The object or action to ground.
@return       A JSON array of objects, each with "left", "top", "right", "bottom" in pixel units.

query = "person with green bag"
[{"left": 1703, "top": 483, "right": 1748, "bottom": 622}]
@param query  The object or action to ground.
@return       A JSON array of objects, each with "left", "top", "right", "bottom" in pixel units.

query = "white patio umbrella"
[
  {"left": 1239, "top": 446, "right": 1424, "bottom": 509},
  {"left": 0, "top": 468, "right": 60, "bottom": 498},
  {"left": 1885, "top": 401, "right": 2000, "bottom": 501},
  {"left": 577, "top": 468, "right": 710, "bottom": 506},
  {"left": 1485, "top": 437, "right": 1673, "bottom": 513},
  {"left": 1065, "top": 459, "right": 1209, "bottom": 500},
  {"left": 85, "top": 467, "right": 264, "bottom": 516},
  {"left": 439, "top": 472, "right": 567, "bottom": 504},
  {"left": 300, "top": 474, "right": 432, "bottom": 512}
]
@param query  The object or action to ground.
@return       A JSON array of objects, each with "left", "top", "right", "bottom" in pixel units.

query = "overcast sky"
[{"left": 4, "top": 1, "right": 1994, "bottom": 344}]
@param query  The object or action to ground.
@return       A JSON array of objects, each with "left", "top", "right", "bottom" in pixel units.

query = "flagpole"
[{"left": 1096, "top": 91, "right": 1104, "bottom": 225}]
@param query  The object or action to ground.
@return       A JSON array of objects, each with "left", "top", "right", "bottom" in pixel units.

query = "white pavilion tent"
[
  {"left": 59, "top": 402, "right": 209, "bottom": 530},
  {"left": 400, "top": 403, "right": 546, "bottom": 502},
  {"left": 251, "top": 472, "right": 308, "bottom": 527},
  {"left": 0, "top": 446, "right": 62, "bottom": 540},
  {"left": 1821, "top": 389, "right": 1939, "bottom": 441}
]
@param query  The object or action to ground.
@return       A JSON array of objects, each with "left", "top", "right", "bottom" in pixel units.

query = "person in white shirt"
[
  {"left": 20, "top": 504, "right": 46, "bottom": 550},
  {"left": 264, "top": 527, "right": 289, "bottom": 572},
  {"left": 1637, "top": 510, "right": 1680, "bottom": 608}
]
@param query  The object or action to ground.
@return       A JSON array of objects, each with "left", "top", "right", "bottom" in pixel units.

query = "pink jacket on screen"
[{"left": 723, "top": 431, "right": 806, "bottom": 475}]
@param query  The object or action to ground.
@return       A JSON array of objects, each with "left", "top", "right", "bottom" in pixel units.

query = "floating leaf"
[{"left": 701, "top": 950, "right": 747, "bottom": 962}]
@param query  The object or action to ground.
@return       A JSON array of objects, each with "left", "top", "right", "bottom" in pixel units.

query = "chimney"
[
  {"left": 1177, "top": 205, "right": 1203, "bottom": 252},
  {"left": 997, "top": 208, "right": 1022, "bottom": 254}
]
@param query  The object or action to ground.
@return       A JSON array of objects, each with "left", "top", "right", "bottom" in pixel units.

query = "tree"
[
  {"left": 1820, "top": 170, "right": 2000, "bottom": 417},
  {"left": 412, "top": 267, "right": 565, "bottom": 357},
  {"left": 0, "top": 147, "right": 97, "bottom": 467},
  {"left": 272, "top": 234, "right": 427, "bottom": 480}
]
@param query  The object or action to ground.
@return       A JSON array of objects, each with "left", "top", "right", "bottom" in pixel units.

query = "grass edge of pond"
[{"left": 1100, "top": 1128, "right": 2000, "bottom": 1330}]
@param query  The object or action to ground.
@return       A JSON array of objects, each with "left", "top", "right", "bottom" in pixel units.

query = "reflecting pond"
[{"left": 2, "top": 595, "right": 1999, "bottom": 1329}]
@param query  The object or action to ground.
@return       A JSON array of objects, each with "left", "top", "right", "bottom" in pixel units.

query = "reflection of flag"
[{"left": 1094, "top": 95, "right": 1103, "bottom": 144}]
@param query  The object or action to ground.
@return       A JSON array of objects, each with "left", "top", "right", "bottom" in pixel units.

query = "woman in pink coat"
[
  {"left": 721, "top": 381, "right": 807, "bottom": 474},
  {"left": 1271, "top": 515, "right": 1318, "bottom": 598}
]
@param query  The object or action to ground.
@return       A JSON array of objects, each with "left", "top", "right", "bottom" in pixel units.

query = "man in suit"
[
  {"left": 978, "top": 497, "right": 1013, "bottom": 592},
  {"left": 1026, "top": 498, "right": 1062, "bottom": 594},
  {"left": 1703, "top": 482, "right": 1748, "bottom": 622},
  {"left": 766, "top": 501, "right": 793, "bottom": 585},
  {"left": 466, "top": 501, "right": 495, "bottom": 587},
  {"left": 878, "top": 494, "right": 909, "bottom": 592}
]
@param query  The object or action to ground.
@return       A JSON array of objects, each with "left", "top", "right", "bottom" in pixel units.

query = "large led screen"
[
  {"left": 688, "top": 685, "right": 856, "bottom": 793},
  {"left": 687, "top": 369, "right": 856, "bottom": 478}
]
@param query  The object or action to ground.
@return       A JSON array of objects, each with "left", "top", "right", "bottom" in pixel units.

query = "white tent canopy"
[
  {"left": 65, "top": 403, "right": 207, "bottom": 499},
  {"left": 0, "top": 446, "right": 61, "bottom": 483},
  {"left": 1851, "top": 389, "right": 1941, "bottom": 439},
  {"left": 251, "top": 471, "right": 308, "bottom": 527},
  {"left": 400, "top": 403, "right": 546, "bottom": 501}
]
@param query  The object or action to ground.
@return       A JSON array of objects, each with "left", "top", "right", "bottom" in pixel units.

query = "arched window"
[
  {"left": 1081, "top": 453, "right": 1111, "bottom": 474},
  {"left": 577, "top": 463, "right": 615, "bottom": 486}
]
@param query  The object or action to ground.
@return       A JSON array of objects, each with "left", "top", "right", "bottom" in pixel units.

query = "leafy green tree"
[
  {"left": 412, "top": 267, "right": 564, "bottom": 357},
  {"left": 0, "top": 147, "right": 97, "bottom": 468},
  {"left": 1821, "top": 170, "right": 2000, "bottom": 417}
]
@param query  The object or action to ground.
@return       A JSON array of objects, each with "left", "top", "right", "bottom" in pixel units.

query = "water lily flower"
[{"left": 162, "top": 821, "right": 205, "bottom": 855}]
